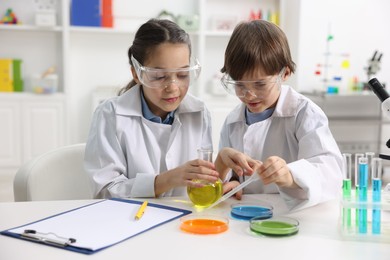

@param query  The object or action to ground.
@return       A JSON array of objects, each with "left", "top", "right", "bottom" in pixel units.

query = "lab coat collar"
[
  {"left": 115, "top": 84, "right": 204, "bottom": 116},
  {"left": 225, "top": 85, "right": 299, "bottom": 125},
  {"left": 273, "top": 85, "right": 299, "bottom": 117},
  {"left": 116, "top": 85, "right": 143, "bottom": 116},
  {"left": 177, "top": 93, "right": 204, "bottom": 114}
]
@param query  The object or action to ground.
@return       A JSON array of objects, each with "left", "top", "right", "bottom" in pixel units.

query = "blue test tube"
[
  {"left": 358, "top": 157, "right": 368, "bottom": 234},
  {"left": 354, "top": 153, "right": 364, "bottom": 227},
  {"left": 372, "top": 157, "right": 382, "bottom": 234}
]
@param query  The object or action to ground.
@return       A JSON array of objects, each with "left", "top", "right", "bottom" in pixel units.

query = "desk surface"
[{"left": 1, "top": 194, "right": 390, "bottom": 260}]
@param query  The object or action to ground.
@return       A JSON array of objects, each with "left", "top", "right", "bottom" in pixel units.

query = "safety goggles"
[
  {"left": 131, "top": 55, "right": 201, "bottom": 89},
  {"left": 220, "top": 68, "right": 285, "bottom": 98}
]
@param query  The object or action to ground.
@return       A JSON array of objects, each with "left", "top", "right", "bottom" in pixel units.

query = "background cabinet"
[
  {"left": 0, "top": 100, "right": 21, "bottom": 168},
  {"left": 21, "top": 95, "right": 66, "bottom": 160},
  {"left": 0, "top": 0, "right": 67, "bottom": 174},
  {"left": 0, "top": 94, "right": 66, "bottom": 175}
]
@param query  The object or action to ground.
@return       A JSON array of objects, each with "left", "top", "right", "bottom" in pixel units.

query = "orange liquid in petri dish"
[{"left": 180, "top": 218, "right": 228, "bottom": 234}]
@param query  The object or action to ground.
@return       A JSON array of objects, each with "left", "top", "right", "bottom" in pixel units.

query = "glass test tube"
[
  {"left": 197, "top": 148, "right": 213, "bottom": 185},
  {"left": 365, "top": 152, "right": 375, "bottom": 188},
  {"left": 342, "top": 153, "right": 352, "bottom": 229},
  {"left": 354, "top": 153, "right": 364, "bottom": 188},
  {"left": 372, "top": 157, "right": 382, "bottom": 234},
  {"left": 354, "top": 153, "right": 364, "bottom": 227},
  {"left": 198, "top": 148, "right": 213, "bottom": 162},
  {"left": 358, "top": 157, "right": 368, "bottom": 234}
]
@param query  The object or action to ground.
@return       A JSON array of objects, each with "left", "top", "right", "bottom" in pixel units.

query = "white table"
[{"left": 0, "top": 194, "right": 389, "bottom": 260}]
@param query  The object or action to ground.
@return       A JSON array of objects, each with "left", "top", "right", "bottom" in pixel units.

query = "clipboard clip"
[{"left": 21, "top": 229, "right": 77, "bottom": 247}]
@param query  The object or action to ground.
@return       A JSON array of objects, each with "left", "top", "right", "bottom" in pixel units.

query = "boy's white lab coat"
[
  {"left": 84, "top": 85, "right": 213, "bottom": 199},
  {"left": 219, "top": 85, "right": 343, "bottom": 210}
]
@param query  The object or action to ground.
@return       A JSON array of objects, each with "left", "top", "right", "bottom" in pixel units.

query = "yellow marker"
[{"left": 135, "top": 201, "right": 148, "bottom": 220}]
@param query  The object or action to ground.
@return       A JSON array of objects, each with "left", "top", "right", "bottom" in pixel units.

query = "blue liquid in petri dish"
[{"left": 230, "top": 205, "right": 273, "bottom": 221}]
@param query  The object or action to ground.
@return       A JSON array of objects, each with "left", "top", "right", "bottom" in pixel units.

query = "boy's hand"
[
  {"left": 222, "top": 180, "right": 243, "bottom": 200},
  {"left": 259, "top": 156, "right": 297, "bottom": 188}
]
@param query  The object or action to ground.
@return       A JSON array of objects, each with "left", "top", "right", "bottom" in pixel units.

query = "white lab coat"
[
  {"left": 84, "top": 85, "right": 213, "bottom": 199},
  {"left": 219, "top": 85, "right": 343, "bottom": 210}
]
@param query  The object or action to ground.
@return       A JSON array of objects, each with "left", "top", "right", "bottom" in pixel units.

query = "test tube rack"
[{"left": 340, "top": 190, "right": 390, "bottom": 243}]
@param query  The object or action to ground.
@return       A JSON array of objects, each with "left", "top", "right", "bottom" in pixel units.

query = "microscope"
[
  {"left": 365, "top": 51, "right": 383, "bottom": 82},
  {"left": 367, "top": 78, "right": 390, "bottom": 160}
]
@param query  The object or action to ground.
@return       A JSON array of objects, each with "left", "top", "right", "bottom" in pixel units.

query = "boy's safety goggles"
[
  {"left": 220, "top": 68, "right": 285, "bottom": 99},
  {"left": 131, "top": 55, "right": 201, "bottom": 89}
]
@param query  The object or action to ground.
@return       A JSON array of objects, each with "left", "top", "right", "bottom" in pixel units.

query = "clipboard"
[{"left": 0, "top": 198, "right": 192, "bottom": 254}]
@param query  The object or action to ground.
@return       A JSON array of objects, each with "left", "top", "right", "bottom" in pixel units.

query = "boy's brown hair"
[{"left": 221, "top": 20, "right": 296, "bottom": 80}]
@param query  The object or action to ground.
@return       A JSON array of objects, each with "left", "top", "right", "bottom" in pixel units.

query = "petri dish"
[
  {"left": 180, "top": 214, "right": 229, "bottom": 235},
  {"left": 250, "top": 216, "right": 299, "bottom": 237},
  {"left": 230, "top": 202, "right": 273, "bottom": 221}
]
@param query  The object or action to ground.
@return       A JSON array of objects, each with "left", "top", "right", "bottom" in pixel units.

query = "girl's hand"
[{"left": 155, "top": 159, "right": 219, "bottom": 196}]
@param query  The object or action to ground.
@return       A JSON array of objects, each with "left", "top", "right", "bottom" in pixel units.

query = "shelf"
[
  {"left": 0, "top": 24, "right": 62, "bottom": 32},
  {"left": 70, "top": 26, "right": 135, "bottom": 35},
  {"left": 0, "top": 92, "right": 65, "bottom": 100},
  {"left": 68, "top": 26, "right": 201, "bottom": 37}
]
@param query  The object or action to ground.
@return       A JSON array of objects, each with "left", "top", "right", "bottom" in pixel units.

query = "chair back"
[{"left": 13, "top": 143, "right": 93, "bottom": 201}]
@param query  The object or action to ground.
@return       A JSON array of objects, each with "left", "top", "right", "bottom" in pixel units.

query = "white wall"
[
  {"left": 296, "top": 0, "right": 390, "bottom": 93},
  {"left": 280, "top": 0, "right": 301, "bottom": 88},
  {"left": 68, "top": 32, "right": 132, "bottom": 143}
]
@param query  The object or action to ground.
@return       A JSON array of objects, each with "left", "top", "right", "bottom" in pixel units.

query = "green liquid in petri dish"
[
  {"left": 187, "top": 179, "right": 223, "bottom": 208},
  {"left": 250, "top": 220, "right": 298, "bottom": 236}
]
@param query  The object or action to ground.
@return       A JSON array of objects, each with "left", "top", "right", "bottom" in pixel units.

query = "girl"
[{"left": 84, "top": 19, "right": 220, "bottom": 199}]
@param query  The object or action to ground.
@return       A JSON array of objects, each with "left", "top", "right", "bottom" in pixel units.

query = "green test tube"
[
  {"left": 354, "top": 153, "right": 364, "bottom": 227},
  {"left": 342, "top": 153, "right": 352, "bottom": 229}
]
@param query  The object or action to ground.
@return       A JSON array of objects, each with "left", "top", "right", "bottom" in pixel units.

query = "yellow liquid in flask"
[{"left": 187, "top": 179, "right": 223, "bottom": 208}]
